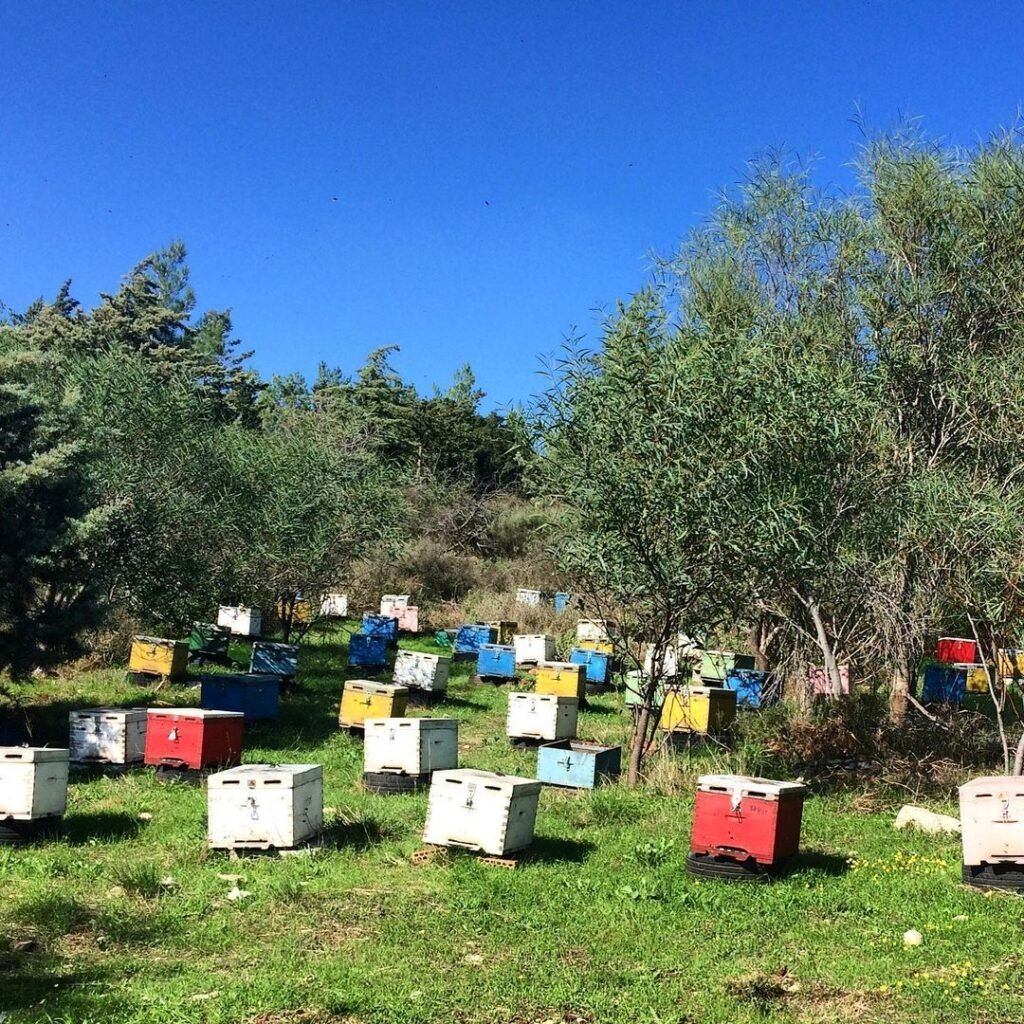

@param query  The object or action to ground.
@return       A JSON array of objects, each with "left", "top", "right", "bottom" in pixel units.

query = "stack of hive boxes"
[
  {"left": 924, "top": 637, "right": 977, "bottom": 703},
  {"left": 659, "top": 648, "right": 742, "bottom": 735},
  {"left": 381, "top": 595, "right": 419, "bottom": 633}
]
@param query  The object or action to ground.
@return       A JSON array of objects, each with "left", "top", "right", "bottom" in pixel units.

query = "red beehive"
[
  {"left": 144, "top": 708, "right": 244, "bottom": 771},
  {"left": 937, "top": 637, "right": 977, "bottom": 665},
  {"left": 690, "top": 774, "right": 808, "bottom": 867}
]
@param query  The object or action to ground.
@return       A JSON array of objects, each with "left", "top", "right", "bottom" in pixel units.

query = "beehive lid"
[
  {"left": 481, "top": 643, "right": 514, "bottom": 653},
  {"left": 146, "top": 708, "right": 244, "bottom": 720},
  {"left": 698, "top": 774, "right": 807, "bottom": 800},
  {"left": 253, "top": 641, "right": 298, "bottom": 652},
  {"left": 397, "top": 649, "right": 438, "bottom": 662},
  {"left": 671, "top": 685, "right": 729, "bottom": 697},
  {"left": 345, "top": 681, "right": 408, "bottom": 696},
  {"left": 365, "top": 716, "right": 457, "bottom": 730},
  {"left": 133, "top": 635, "right": 179, "bottom": 646},
  {"left": 70, "top": 706, "right": 149, "bottom": 722},
  {"left": 959, "top": 776, "right": 1024, "bottom": 797},
  {"left": 0, "top": 746, "right": 69, "bottom": 763},
  {"left": 433, "top": 767, "right": 541, "bottom": 796},
  {"left": 208, "top": 763, "right": 321, "bottom": 788},
  {"left": 543, "top": 739, "right": 619, "bottom": 755},
  {"left": 514, "top": 633, "right": 553, "bottom": 641},
  {"left": 539, "top": 660, "right": 581, "bottom": 671},
  {"left": 939, "top": 636, "right": 973, "bottom": 643},
  {"left": 509, "top": 692, "right": 577, "bottom": 706}
]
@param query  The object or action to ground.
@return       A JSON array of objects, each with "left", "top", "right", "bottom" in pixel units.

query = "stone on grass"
[{"left": 894, "top": 805, "right": 961, "bottom": 835}]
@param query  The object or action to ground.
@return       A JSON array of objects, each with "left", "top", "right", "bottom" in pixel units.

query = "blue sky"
[{"left": 3, "top": 2, "right": 1022, "bottom": 410}]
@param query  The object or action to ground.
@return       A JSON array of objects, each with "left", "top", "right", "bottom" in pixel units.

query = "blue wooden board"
[
  {"left": 922, "top": 665, "right": 966, "bottom": 703},
  {"left": 723, "top": 669, "right": 775, "bottom": 708},
  {"left": 455, "top": 623, "right": 498, "bottom": 656},
  {"left": 361, "top": 614, "right": 399, "bottom": 642}
]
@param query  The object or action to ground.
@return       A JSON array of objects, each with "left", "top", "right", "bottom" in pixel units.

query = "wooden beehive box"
[
  {"left": 483, "top": 620, "right": 518, "bottom": 645},
  {"left": 478, "top": 644, "right": 516, "bottom": 679},
  {"left": 200, "top": 674, "right": 280, "bottom": 720},
  {"left": 515, "top": 588, "right": 543, "bottom": 607},
  {"left": 960, "top": 776, "right": 1024, "bottom": 866},
  {"left": 217, "top": 605, "right": 262, "bottom": 637},
  {"left": 249, "top": 641, "right": 299, "bottom": 679},
  {"left": 659, "top": 686, "right": 736, "bottom": 734},
  {"left": 513, "top": 634, "right": 556, "bottom": 665},
  {"left": 339, "top": 681, "right": 408, "bottom": 729},
  {"left": 144, "top": 708, "right": 244, "bottom": 771},
  {"left": 69, "top": 707, "right": 148, "bottom": 765},
  {"left": 364, "top": 717, "right": 458, "bottom": 775},
  {"left": 576, "top": 619, "right": 617, "bottom": 644},
  {"left": 0, "top": 747, "right": 69, "bottom": 820},
  {"left": 320, "top": 592, "right": 349, "bottom": 618},
  {"left": 569, "top": 647, "right": 610, "bottom": 686},
  {"left": 809, "top": 663, "right": 851, "bottom": 696},
  {"left": 381, "top": 594, "right": 410, "bottom": 611},
  {"left": 423, "top": 768, "right": 542, "bottom": 856},
  {"left": 129, "top": 636, "right": 189, "bottom": 681},
  {"left": 506, "top": 693, "right": 578, "bottom": 741},
  {"left": 700, "top": 650, "right": 755, "bottom": 683},
  {"left": 536, "top": 739, "right": 621, "bottom": 789},
  {"left": 937, "top": 637, "right": 978, "bottom": 664},
  {"left": 348, "top": 633, "right": 388, "bottom": 669},
  {"left": 534, "top": 661, "right": 586, "bottom": 701},
  {"left": 207, "top": 764, "right": 323, "bottom": 850},
  {"left": 393, "top": 650, "right": 450, "bottom": 693}
]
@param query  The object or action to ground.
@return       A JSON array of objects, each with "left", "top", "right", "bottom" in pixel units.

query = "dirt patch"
[{"left": 728, "top": 973, "right": 890, "bottom": 1024}]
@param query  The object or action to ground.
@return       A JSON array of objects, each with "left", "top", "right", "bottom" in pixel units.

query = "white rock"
[
  {"left": 903, "top": 929, "right": 923, "bottom": 947},
  {"left": 894, "top": 805, "right": 961, "bottom": 835}
]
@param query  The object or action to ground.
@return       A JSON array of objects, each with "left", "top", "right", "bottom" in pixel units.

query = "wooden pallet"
[{"left": 411, "top": 846, "right": 521, "bottom": 870}]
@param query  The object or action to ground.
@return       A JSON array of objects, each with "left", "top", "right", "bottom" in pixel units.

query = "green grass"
[{"left": 3, "top": 625, "right": 1024, "bottom": 1024}]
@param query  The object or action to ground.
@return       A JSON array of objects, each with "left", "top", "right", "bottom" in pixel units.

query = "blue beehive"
[
  {"left": 554, "top": 592, "right": 572, "bottom": 613},
  {"left": 569, "top": 647, "right": 609, "bottom": 685},
  {"left": 200, "top": 673, "right": 280, "bottom": 721},
  {"left": 250, "top": 641, "right": 299, "bottom": 678},
  {"left": 361, "top": 614, "right": 399, "bottom": 643},
  {"left": 537, "top": 740, "right": 621, "bottom": 789},
  {"left": 922, "top": 665, "right": 966, "bottom": 703},
  {"left": 723, "top": 669, "right": 775, "bottom": 708},
  {"left": 348, "top": 633, "right": 388, "bottom": 670},
  {"left": 477, "top": 643, "right": 516, "bottom": 679},
  {"left": 455, "top": 623, "right": 498, "bottom": 657}
]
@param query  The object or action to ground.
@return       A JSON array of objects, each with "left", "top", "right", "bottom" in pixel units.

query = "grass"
[{"left": 2, "top": 625, "right": 1024, "bottom": 1023}]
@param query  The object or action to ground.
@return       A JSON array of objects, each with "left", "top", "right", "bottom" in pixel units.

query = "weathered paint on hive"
[
  {"left": 393, "top": 650, "right": 450, "bottom": 692},
  {"left": 536, "top": 740, "right": 620, "bottom": 789},
  {"left": 0, "top": 747, "right": 69, "bottom": 820},
  {"left": 659, "top": 686, "right": 736, "bottom": 734},
  {"left": 129, "top": 636, "right": 189, "bottom": 680},
  {"left": 363, "top": 717, "right": 458, "bottom": 775},
  {"left": 960, "top": 776, "right": 1024, "bottom": 864},
  {"left": 69, "top": 708, "right": 148, "bottom": 764},
  {"left": 534, "top": 661, "right": 586, "bottom": 700},
  {"left": 477, "top": 644, "right": 516, "bottom": 679},
  {"left": 348, "top": 633, "right": 388, "bottom": 669},
  {"left": 339, "top": 681, "right": 408, "bottom": 728},
  {"left": 249, "top": 642, "right": 299, "bottom": 678}
]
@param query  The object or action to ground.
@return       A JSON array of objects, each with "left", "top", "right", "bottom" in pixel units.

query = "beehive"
[
  {"left": 69, "top": 707, "right": 148, "bottom": 765},
  {"left": 207, "top": 764, "right": 323, "bottom": 850},
  {"left": 922, "top": 665, "right": 966, "bottom": 703},
  {"left": 454, "top": 623, "right": 498, "bottom": 656},
  {"left": 536, "top": 740, "right": 621, "bottom": 789},
  {"left": 965, "top": 664, "right": 991, "bottom": 693},
  {"left": 534, "top": 661, "right": 586, "bottom": 701},
  {"left": 320, "top": 592, "right": 349, "bottom": 618},
  {"left": 506, "top": 693, "right": 578, "bottom": 741},
  {"left": 723, "top": 669, "right": 776, "bottom": 708},
  {"left": 576, "top": 619, "right": 618, "bottom": 644},
  {"left": 623, "top": 671, "right": 668, "bottom": 710},
  {"left": 483, "top": 621, "right": 518, "bottom": 645},
  {"left": 477, "top": 644, "right": 516, "bottom": 679},
  {"left": 348, "top": 633, "right": 388, "bottom": 669},
  {"left": 249, "top": 641, "right": 298, "bottom": 678},
  {"left": 513, "top": 634, "right": 556, "bottom": 665},
  {"left": 553, "top": 592, "right": 572, "bottom": 613},
  {"left": 569, "top": 647, "right": 610, "bottom": 686},
  {"left": 380, "top": 594, "right": 410, "bottom": 611},
  {"left": 937, "top": 637, "right": 978, "bottom": 664},
  {"left": 339, "top": 681, "right": 408, "bottom": 729},
  {"left": 144, "top": 709, "right": 244, "bottom": 771},
  {"left": 691, "top": 774, "right": 808, "bottom": 867},
  {"left": 700, "top": 650, "right": 755, "bottom": 683},
  {"left": 188, "top": 622, "right": 231, "bottom": 660},
  {"left": 217, "top": 605, "right": 262, "bottom": 637},
  {"left": 393, "top": 650, "right": 450, "bottom": 693},
  {"left": 515, "top": 588, "right": 543, "bottom": 607},
  {"left": 577, "top": 639, "right": 615, "bottom": 656},
  {"left": 363, "top": 718, "right": 458, "bottom": 775},
  {"left": 129, "top": 636, "right": 188, "bottom": 681},
  {"left": 362, "top": 614, "right": 399, "bottom": 643},
  {"left": 277, "top": 596, "right": 311, "bottom": 625},
  {"left": 200, "top": 674, "right": 280, "bottom": 720},
  {"left": 0, "top": 748, "right": 69, "bottom": 820},
  {"left": 643, "top": 643, "right": 690, "bottom": 679},
  {"left": 960, "top": 776, "right": 1024, "bottom": 866},
  {"left": 380, "top": 599, "right": 418, "bottom": 632},
  {"left": 998, "top": 649, "right": 1024, "bottom": 679},
  {"left": 423, "top": 769, "right": 542, "bottom": 856},
  {"left": 809, "top": 663, "right": 851, "bottom": 696},
  {"left": 659, "top": 686, "right": 736, "bottom": 734}
]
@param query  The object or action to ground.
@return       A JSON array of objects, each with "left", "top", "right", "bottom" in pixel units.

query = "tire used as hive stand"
[
  {"left": 962, "top": 862, "right": 1024, "bottom": 890},
  {"left": 685, "top": 851, "right": 771, "bottom": 883}
]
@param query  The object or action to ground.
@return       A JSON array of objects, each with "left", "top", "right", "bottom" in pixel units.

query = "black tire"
[
  {"left": 585, "top": 682, "right": 607, "bottom": 696},
  {"left": 686, "top": 851, "right": 770, "bottom": 883},
  {"left": 363, "top": 771, "right": 427, "bottom": 795},
  {"left": 963, "top": 862, "right": 1024, "bottom": 890}
]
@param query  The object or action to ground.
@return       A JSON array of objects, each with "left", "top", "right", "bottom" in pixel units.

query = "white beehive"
[
  {"left": 217, "top": 604, "right": 262, "bottom": 637},
  {"left": 515, "top": 588, "right": 542, "bottom": 606},
  {"left": 423, "top": 768, "right": 542, "bottom": 856},
  {"left": 207, "top": 763, "right": 323, "bottom": 850},
  {"left": 381, "top": 594, "right": 410, "bottom": 611},
  {"left": 506, "top": 693, "right": 578, "bottom": 741},
  {"left": 392, "top": 650, "right": 450, "bottom": 693},
  {"left": 0, "top": 747, "right": 70, "bottom": 820},
  {"left": 960, "top": 776, "right": 1024, "bottom": 865},
  {"left": 364, "top": 717, "right": 458, "bottom": 775},
  {"left": 513, "top": 633, "right": 556, "bottom": 664},
  {"left": 320, "top": 592, "right": 349, "bottom": 617},
  {"left": 69, "top": 707, "right": 148, "bottom": 765},
  {"left": 576, "top": 619, "right": 618, "bottom": 643}
]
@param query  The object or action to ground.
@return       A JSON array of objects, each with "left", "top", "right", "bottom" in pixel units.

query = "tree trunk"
[
  {"left": 888, "top": 660, "right": 910, "bottom": 723},
  {"left": 748, "top": 615, "right": 769, "bottom": 672},
  {"left": 627, "top": 705, "right": 651, "bottom": 786},
  {"left": 808, "top": 599, "right": 842, "bottom": 697}
]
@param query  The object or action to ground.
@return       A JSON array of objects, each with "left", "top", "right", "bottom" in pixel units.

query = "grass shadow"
[
  {"left": 60, "top": 811, "right": 143, "bottom": 845},
  {"left": 525, "top": 834, "right": 596, "bottom": 865},
  {"left": 776, "top": 849, "right": 851, "bottom": 879},
  {"left": 320, "top": 815, "right": 405, "bottom": 851},
  {"left": 439, "top": 694, "right": 490, "bottom": 711}
]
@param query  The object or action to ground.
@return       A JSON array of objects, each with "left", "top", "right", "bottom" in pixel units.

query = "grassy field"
[{"left": 2, "top": 627, "right": 1023, "bottom": 1024}]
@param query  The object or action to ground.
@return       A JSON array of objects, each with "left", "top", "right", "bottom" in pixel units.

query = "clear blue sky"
[{"left": 2, "top": 2, "right": 1022, "bottom": 410}]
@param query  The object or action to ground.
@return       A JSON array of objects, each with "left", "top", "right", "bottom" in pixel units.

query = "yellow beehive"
[
  {"left": 534, "top": 661, "right": 586, "bottom": 701},
  {"left": 965, "top": 665, "right": 991, "bottom": 693},
  {"left": 484, "top": 620, "right": 518, "bottom": 645},
  {"left": 658, "top": 686, "right": 736, "bottom": 734},
  {"left": 577, "top": 639, "right": 614, "bottom": 656},
  {"left": 277, "top": 597, "right": 312, "bottom": 625},
  {"left": 339, "top": 681, "right": 408, "bottom": 729},
  {"left": 129, "top": 636, "right": 188, "bottom": 681},
  {"left": 998, "top": 650, "right": 1024, "bottom": 678}
]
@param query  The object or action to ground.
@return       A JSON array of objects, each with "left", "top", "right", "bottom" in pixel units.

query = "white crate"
[
  {"left": 69, "top": 707, "right": 148, "bottom": 765},
  {"left": 364, "top": 718, "right": 458, "bottom": 775},
  {"left": 506, "top": 693, "right": 578, "bottom": 741},
  {"left": 320, "top": 592, "right": 349, "bottom": 617},
  {"left": 381, "top": 594, "right": 410, "bottom": 611},
  {"left": 575, "top": 619, "right": 618, "bottom": 643},
  {"left": 423, "top": 768, "right": 542, "bottom": 856},
  {"left": 513, "top": 633, "right": 556, "bottom": 664},
  {"left": 515, "top": 588, "right": 542, "bottom": 606},
  {"left": 392, "top": 650, "right": 450, "bottom": 693},
  {"left": 207, "top": 764, "right": 323, "bottom": 849},
  {"left": 216, "top": 605, "right": 262, "bottom": 637},
  {"left": 0, "top": 747, "right": 69, "bottom": 820},
  {"left": 960, "top": 776, "right": 1024, "bottom": 864}
]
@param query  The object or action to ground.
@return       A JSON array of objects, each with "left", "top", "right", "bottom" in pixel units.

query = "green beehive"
[
  {"left": 623, "top": 670, "right": 668, "bottom": 710},
  {"left": 700, "top": 650, "right": 756, "bottom": 683},
  {"left": 189, "top": 622, "right": 232, "bottom": 663}
]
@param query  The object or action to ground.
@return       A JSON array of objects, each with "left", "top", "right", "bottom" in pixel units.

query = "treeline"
[
  {"left": 538, "top": 126, "right": 1024, "bottom": 774},
  {"left": 0, "top": 244, "right": 536, "bottom": 677}
]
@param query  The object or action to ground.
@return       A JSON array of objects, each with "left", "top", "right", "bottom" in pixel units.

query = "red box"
[
  {"left": 937, "top": 637, "right": 977, "bottom": 664},
  {"left": 690, "top": 774, "right": 808, "bottom": 866},
  {"left": 810, "top": 663, "right": 850, "bottom": 696},
  {"left": 144, "top": 709, "right": 244, "bottom": 771}
]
